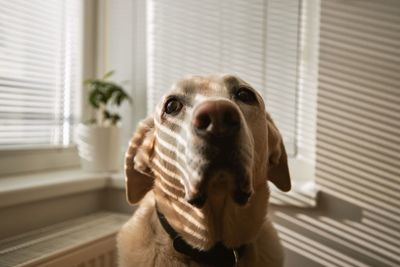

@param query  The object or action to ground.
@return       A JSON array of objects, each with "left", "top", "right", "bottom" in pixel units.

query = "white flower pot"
[{"left": 76, "top": 124, "right": 122, "bottom": 172}]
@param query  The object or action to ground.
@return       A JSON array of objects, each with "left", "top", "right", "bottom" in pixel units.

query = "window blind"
[
  {"left": 147, "top": 0, "right": 302, "bottom": 155},
  {"left": 0, "top": 0, "right": 82, "bottom": 148},
  {"left": 317, "top": 0, "right": 400, "bottom": 229}
]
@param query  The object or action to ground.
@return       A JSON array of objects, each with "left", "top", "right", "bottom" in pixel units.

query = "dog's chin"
[
  {"left": 187, "top": 163, "right": 253, "bottom": 208},
  {"left": 186, "top": 136, "right": 254, "bottom": 208}
]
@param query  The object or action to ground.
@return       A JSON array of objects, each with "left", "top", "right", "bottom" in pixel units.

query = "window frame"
[{"left": 288, "top": 0, "right": 320, "bottom": 183}]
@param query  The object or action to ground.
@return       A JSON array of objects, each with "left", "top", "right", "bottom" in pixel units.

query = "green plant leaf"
[
  {"left": 103, "top": 70, "right": 115, "bottom": 80},
  {"left": 105, "top": 84, "right": 119, "bottom": 100},
  {"left": 110, "top": 113, "right": 121, "bottom": 125},
  {"left": 112, "top": 89, "right": 132, "bottom": 106},
  {"left": 84, "top": 71, "right": 131, "bottom": 123},
  {"left": 89, "top": 88, "right": 101, "bottom": 108},
  {"left": 103, "top": 110, "right": 111, "bottom": 119}
]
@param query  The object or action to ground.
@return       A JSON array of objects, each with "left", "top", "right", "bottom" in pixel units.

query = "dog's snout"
[{"left": 192, "top": 100, "right": 240, "bottom": 138}]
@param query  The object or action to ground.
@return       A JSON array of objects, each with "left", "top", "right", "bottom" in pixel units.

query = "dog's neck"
[
  {"left": 156, "top": 204, "right": 247, "bottom": 267},
  {"left": 154, "top": 179, "right": 269, "bottom": 250}
]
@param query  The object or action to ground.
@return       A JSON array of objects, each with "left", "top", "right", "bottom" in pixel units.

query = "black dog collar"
[{"left": 156, "top": 207, "right": 246, "bottom": 267}]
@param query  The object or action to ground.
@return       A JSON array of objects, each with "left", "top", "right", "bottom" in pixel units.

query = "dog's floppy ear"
[
  {"left": 266, "top": 113, "right": 291, "bottom": 192},
  {"left": 125, "top": 117, "right": 156, "bottom": 205}
]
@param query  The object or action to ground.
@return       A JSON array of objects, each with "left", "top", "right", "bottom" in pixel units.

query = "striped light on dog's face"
[{"left": 153, "top": 75, "right": 261, "bottom": 208}]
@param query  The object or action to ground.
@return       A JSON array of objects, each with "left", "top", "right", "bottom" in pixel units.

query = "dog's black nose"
[{"left": 192, "top": 100, "right": 240, "bottom": 138}]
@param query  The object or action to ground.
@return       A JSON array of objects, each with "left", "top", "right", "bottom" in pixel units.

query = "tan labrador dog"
[{"left": 118, "top": 74, "right": 291, "bottom": 267}]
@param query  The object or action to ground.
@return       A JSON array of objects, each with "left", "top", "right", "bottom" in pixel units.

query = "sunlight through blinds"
[
  {"left": 147, "top": 0, "right": 302, "bottom": 155},
  {"left": 0, "top": 0, "right": 82, "bottom": 148},
  {"left": 317, "top": 0, "right": 400, "bottom": 228}
]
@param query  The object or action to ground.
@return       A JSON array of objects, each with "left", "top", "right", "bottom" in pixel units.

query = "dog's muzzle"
[{"left": 187, "top": 100, "right": 253, "bottom": 207}]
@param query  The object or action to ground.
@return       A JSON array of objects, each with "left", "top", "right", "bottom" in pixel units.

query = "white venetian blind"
[
  {"left": 316, "top": 0, "right": 400, "bottom": 236},
  {"left": 147, "top": 0, "right": 302, "bottom": 155},
  {"left": 0, "top": 0, "right": 82, "bottom": 148}
]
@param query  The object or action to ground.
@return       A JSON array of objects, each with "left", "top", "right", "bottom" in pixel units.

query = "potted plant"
[{"left": 76, "top": 71, "right": 131, "bottom": 172}]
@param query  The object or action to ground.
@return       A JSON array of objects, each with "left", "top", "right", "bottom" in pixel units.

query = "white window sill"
[
  {"left": 0, "top": 169, "right": 124, "bottom": 209},
  {"left": 270, "top": 180, "right": 318, "bottom": 208}
]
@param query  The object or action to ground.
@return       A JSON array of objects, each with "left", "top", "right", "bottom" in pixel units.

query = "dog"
[{"left": 117, "top": 74, "right": 291, "bottom": 267}]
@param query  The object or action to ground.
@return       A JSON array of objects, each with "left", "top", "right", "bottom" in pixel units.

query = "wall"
[{"left": 99, "top": 0, "right": 147, "bottom": 157}]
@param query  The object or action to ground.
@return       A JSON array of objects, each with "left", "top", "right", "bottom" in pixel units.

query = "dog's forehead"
[{"left": 170, "top": 74, "right": 244, "bottom": 98}]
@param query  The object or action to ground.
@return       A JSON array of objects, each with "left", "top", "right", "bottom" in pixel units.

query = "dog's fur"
[{"left": 118, "top": 74, "right": 291, "bottom": 267}]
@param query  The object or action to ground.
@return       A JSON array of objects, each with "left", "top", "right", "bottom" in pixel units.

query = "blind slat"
[{"left": 0, "top": 0, "right": 82, "bottom": 148}]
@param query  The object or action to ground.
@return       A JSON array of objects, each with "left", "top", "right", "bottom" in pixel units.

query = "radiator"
[{"left": 0, "top": 212, "right": 130, "bottom": 267}]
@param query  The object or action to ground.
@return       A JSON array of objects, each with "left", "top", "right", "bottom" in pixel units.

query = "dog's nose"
[{"left": 192, "top": 100, "right": 240, "bottom": 138}]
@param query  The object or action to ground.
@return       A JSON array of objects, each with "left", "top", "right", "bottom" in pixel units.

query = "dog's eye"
[
  {"left": 235, "top": 88, "right": 257, "bottom": 104},
  {"left": 165, "top": 98, "right": 183, "bottom": 115}
]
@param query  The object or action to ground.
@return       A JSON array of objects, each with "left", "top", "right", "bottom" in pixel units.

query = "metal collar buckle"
[{"left": 232, "top": 248, "right": 239, "bottom": 266}]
